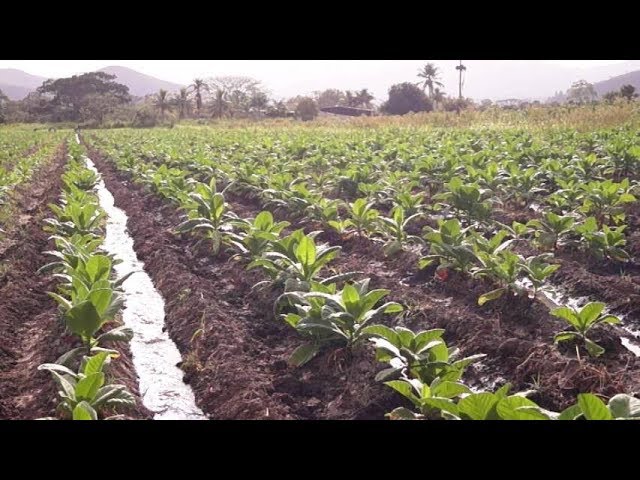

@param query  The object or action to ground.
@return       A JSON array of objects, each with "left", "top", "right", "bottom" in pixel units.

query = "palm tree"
[
  {"left": 174, "top": 88, "right": 191, "bottom": 119},
  {"left": 432, "top": 87, "right": 446, "bottom": 111},
  {"left": 345, "top": 90, "right": 359, "bottom": 107},
  {"left": 211, "top": 89, "right": 228, "bottom": 118},
  {"left": 417, "top": 63, "right": 444, "bottom": 98},
  {"left": 188, "top": 78, "right": 209, "bottom": 115},
  {"left": 154, "top": 89, "right": 171, "bottom": 120},
  {"left": 355, "top": 89, "right": 374, "bottom": 109}
]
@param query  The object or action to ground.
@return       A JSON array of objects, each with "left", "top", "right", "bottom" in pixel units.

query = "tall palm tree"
[
  {"left": 355, "top": 89, "right": 374, "bottom": 109},
  {"left": 211, "top": 89, "right": 228, "bottom": 118},
  {"left": 154, "top": 89, "right": 171, "bottom": 120},
  {"left": 345, "top": 90, "right": 360, "bottom": 107},
  {"left": 174, "top": 88, "right": 191, "bottom": 119},
  {"left": 432, "top": 87, "right": 446, "bottom": 111},
  {"left": 417, "top": 63, "right": 444, "bottom": 98},
  {"left": 188, "top": 78, "right": 209, "bottom": 115}
]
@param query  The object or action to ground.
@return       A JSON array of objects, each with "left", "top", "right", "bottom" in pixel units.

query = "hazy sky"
[{"left": 0, "top": 60, "right": 637, "bottom": 101}]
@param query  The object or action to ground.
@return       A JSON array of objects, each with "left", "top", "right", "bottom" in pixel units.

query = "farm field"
[{"left": 2, "top": 118, "right": 640, "bottom": 420}]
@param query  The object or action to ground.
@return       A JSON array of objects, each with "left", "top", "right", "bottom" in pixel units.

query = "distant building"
[
  {"left": 495, "top": 99, "right": 522, "bottom": 108},
  {"left": 320, "top": 106, "right": 374, "bottom": 117}
]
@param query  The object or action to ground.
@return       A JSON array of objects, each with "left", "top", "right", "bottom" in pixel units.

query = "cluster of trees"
[
  {"left": 602, "top": 84, "right": 638, "bottom": 104},
  {"left": 1, "top": 72, "right": 131, "bottom": 124},
  {"left": 552, "top": 81, "right": 639, "bottom": 106},
  {"left": 3, "top": 62, "right": 637, "bottom": 126}
]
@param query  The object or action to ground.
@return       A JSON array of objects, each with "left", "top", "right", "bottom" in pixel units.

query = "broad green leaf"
[
  {"left": 65, "top": 300, "right": 103, "bottom": 340},
  {"left": 75, "top": 373, "right": 105, "bottom": 401},
  {"left": 288, "top": 343, "right": 320, "bottom": 367},
  {"left": 422, "top": 397, "right": 460, "bottom": 416},
  {"left": 296, "top": 236, "right": 316, "bottom": 267},
  {"left": 341, "top": 283, "right": 360, "bottom": 315},
  {"left": 72, "top": 401, "right": 97, "bottom": 420},
  {"left": 431, "top": 381, "right": 471, "bottom": 399},
  {"left": 551, "top": 307, "right": 580, "bottom": 329},
  {"left": 83, "top": 352, "right": 109, "bottom": 376},
  {"left": 478, "top": 288, "right": 506, "bottom": 306},
  {"left": 496, "top": 396, "right": 548, "bottom": 420},
  {"left": 554, "top": 331, "right": 580, "bottom": 344},
  {"left": 458, "top": 393, "right": 499, "bottom": 420},
  {"left": 579, "top": 302, "right": 605, "bottom": 327},
  {"left": 385, "top": 380, "right": 421, "bottom": 407},
  {"left": 85, "top": 255, "right": 112, "bottom": 283},
  {"left": 360, "top": 325, "right": 400, "bottom": 344},
  {"left": 558, "top": 403, "right": 583, "bottom": 420},
  {"left": 600, "top": 315, "right": 621, "bottom": 325},
  {"left": 96, "top": 326, "right": 134, "bottom": 344},
  {"left": 608, "top": 394, "right": 640, "bottom": 419},
  {"left": 584, "top": 338, "right": 605, "bottom": 357},
  {"left": 578, "top": 393, "right": 613, "bottom": 420}
]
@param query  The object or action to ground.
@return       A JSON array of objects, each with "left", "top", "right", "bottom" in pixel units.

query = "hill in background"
[{"left": 0, "top": 66, "right": 183, "bottom": 100}]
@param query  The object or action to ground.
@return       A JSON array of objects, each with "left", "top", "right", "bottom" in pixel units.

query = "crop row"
[
  {"left": 36, "top": 140, "right": 138, "bottom": 420},
  {"left": 0, "top": 131, "right": 68, "bottom": 219},
  {"left": 83, "top": 129, "right": 640, "bottom": 420}
]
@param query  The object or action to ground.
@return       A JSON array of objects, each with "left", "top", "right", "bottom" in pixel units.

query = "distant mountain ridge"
[
  {"left": 547, "top": 69, "right": 640, "bottom": 103},
  {"left": 97, "top": 66, "right": 183, "bottom": 97},
  {"left": 0, "top": 68, "right": 48, "bottom": 100},
  {"left": 0, "top": 66, "right": 184, "bottom": 100},
  {"left": 593, "top": 70, "right": 640, "bottom": 96}
]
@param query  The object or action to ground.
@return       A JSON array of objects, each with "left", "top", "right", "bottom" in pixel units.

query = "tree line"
[{"left": 0, "top": 63, "right": 637, "bottom": 126}]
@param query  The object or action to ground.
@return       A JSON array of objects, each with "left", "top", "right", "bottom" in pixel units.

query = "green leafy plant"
[
  {"left": 228, "top": 211, "right": 290, "bottom": 259},
  {"left": 551, "top": 302, "right": 621, "bottom": 357},
  {"left": 366, "top": 325, "right": 485, "bottom": 383},
  {"left": 420, "top": 218, "right": 478, "bottom": 274},
  {"left": 519, "top": 254, "right": 560, "bottom": 299},
  {"left": 558, "top": 393, "right": 640, "bottom": 420},
  {"left": 347, "top": 198, "right": 379, "bottom": 237},
  {"left": 576, "top": 217, "right": 631, "bottom": 262},
  {"left": 527, "top": 212, "right": 576, "bottom": 251},
  {"left": 38, "top": 351, "right": 136, "bottom": 420},
  {"left": 175, "top": 177, "right": 237, "bottom": 254},
  {"left": 249, "top": 230, "right": 348, "bottom": 291},
  {"left": 473, "top": 251, "right": 524, "bottom": 305},
  {"left": 377, "top": 206, "right": 424, "bottom": 256},
  {"left": 434, "top": 177, "right": 494, "bottom": 224},
  {"left": 280, "top": 278, "right": 403, "bottom": 366}
]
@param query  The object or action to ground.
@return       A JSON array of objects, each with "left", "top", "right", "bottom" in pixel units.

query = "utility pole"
[{"left": 456, "top": 60, "right": 466, "bottom": 99}]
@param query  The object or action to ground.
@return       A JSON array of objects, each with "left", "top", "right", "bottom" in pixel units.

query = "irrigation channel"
[{"left": 79, "top": 136, "right": 206, "bottom": 420}]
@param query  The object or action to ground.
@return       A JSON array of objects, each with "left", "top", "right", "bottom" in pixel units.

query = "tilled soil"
[
  {"left": 0, "top": 143, "right": 150, "bottom": 420},
  {"left": 89, "top": 147, "right": 402, "bottom": 419},
  {"left": 88, "top": 145, "right": 640, "bottom": 416}
]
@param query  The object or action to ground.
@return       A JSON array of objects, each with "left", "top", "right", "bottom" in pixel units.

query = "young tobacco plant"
[
  {"left": 527, "top": 212, "right": 576, "bottom": 251},
  {"left": 366, "top": 325, "right": 485, "bottom": 384},
  {"left": 472, "top": 250, "right": 524, "bottom": 306},
  {"left": 551, "top": 302, "right": 621, "bottom": 357},
  {"left": 576, "top": 217, "right": 631, "bottom": 262},
  {"left": 175, "top": 177, "right": 237, "bottom": 254},
  {"left": 434, "top": 177, "right": 494, "bottom": 224},
  {"left": 347, "top": 198, "right": 379, "bottom": 238},
  {"left": 387, "top": 382, "right": 553, "bottom": 420},
  {"left": 280, "top": 278, "right": 403, "bottom": 366},
  {"left": 228, "top": 211, "right": 290, "bottom": 260},
  {"left": 519, "top": 254, "right": 560, "bottom": 299},
  {"left": 420, "top": 218, "right": 478, "bottom": 274},
  {"left": 38, "top": 351, "right": 136, "bottom": 420},
  {"left": 377, "top": 206, "right": 424, "bottom": 256},
  {"left": 48, "top": 254, "right": 133, "bottom": 349},
  {"left": 249, "top": 230, "right": 351, "bottom": 291}
]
